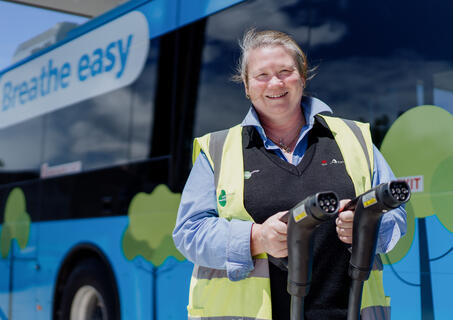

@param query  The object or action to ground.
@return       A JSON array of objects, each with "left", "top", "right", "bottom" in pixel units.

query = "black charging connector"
[
  {"left": 286, "top": 191, "right": 340, "bottom": 320},
  {"left": 347, "top": 181, "right": 410, "bottom": 320}
]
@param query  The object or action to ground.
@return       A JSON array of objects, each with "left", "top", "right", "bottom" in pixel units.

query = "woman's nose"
[{"left": 268, "top": 75, "right": 284, "bottom": 87}]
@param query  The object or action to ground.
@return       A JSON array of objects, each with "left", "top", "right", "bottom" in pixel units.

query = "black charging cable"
[
  {"left": 284, "top": 191, "right": 340, "bottom": 320},
  {"left": 346, "top": 181, "right": 410, "bottom": 320}
]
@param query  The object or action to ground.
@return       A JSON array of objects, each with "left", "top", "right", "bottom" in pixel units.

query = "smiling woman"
[
  {"left": 245, "top": 45, "right": 305, "bottom": 154},
  {"left": 232, "top": 30, "right": 309, "bottom": 157},
  {"left": 173, "top": 28, "right": 406, "bottom": 320}
]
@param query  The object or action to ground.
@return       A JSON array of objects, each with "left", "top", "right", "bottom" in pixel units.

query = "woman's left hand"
[{"left": 336, "top": 199, "right": 354, "bottom": 244}]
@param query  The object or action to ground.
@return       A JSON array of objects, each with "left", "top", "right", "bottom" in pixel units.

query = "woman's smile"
[{"left": 266, "top": 92, "right": 288, "bottom": 99}]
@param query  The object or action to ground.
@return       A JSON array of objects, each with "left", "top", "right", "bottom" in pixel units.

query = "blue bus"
[{"left": 0, "top": 0, "right": 452, "bottom": 319}]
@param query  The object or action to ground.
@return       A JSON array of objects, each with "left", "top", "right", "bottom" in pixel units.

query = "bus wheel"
[{"left": 59, "top": 258, "right": 119, "bottom": 320}]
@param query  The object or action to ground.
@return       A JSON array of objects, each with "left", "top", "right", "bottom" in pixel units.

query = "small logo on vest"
[
  {"left": 244, "top": 170, "right": 260, "bottom": 179},
  {"left": 321, "top": 159, "right": 344, "bottom": 166},
  {"left": 218, "top": 190, "right": 227, "bottom": 207},
  {"left": 330, "top": 159, "right": 344, "bottom": 165}
]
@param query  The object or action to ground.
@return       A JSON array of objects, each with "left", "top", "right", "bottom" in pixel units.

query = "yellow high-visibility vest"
[{"left": 188, "top": 115, "right": 390, "bottom": 320}]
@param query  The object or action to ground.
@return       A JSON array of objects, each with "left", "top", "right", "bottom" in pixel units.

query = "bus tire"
[{"left": 59, "top": 258, "right": 119, "bottom": 320}]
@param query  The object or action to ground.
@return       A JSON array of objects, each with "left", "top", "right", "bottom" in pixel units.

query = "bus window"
[
  {"left": 0, "top": 118, "right": 42, "bottom": 184},
  {"left": 129, "top": 41, "right": 159, "bottom": 160},
  {"left": 434, "top": 70, "right": 453, "bottom": 114},
  {"left": 42, "top": 88, "right": 132, "bottom": 170},
  {"left": 41, "top": 40, "right": 159, "bottom": 173}
]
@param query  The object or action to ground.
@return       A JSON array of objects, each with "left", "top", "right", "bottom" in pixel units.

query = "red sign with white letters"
[{"left": 398, "top": 175, "right": 424, "bottom": 193}]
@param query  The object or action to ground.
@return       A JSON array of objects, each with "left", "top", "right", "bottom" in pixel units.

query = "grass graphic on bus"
[
  {"left": 0, "top": 188, "right": 31, "bottom": 258},
  {"left": 121, "top": 184, "right": 185, "bottom": 266}
]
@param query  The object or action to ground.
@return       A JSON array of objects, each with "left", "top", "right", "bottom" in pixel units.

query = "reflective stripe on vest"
[
  {"left": 361, "top": 305, "right": 391, "bottom": 320},
  {"left": 319, "top": 116, "right": 391, "bottom": 317},
  {"left": 194, "top": 258, "right": 269, "bottom": 280},
  {"left": 190, "top": 117, "right": 390, "bottom": 319},
  {"left": 191, "top": 126, "right": 272, "bottom": 319},
  {"left": 188, "top": 255, "right": 272, "bottom": 319}
]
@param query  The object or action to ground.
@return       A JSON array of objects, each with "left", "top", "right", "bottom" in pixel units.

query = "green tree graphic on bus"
[
  {"left": 122, "top": 184, "right": 184, "bottom": 266},
  {"left": 380, "top": 105, "right": 453, "bottom": 319},
  {"left": 0, "top": 188, "right": 31, "bottom": 258},
  {"left": 381, "top": 105, "right": 453, "bottom": 262}
]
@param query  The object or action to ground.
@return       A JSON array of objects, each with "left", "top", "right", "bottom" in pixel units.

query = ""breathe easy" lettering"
[{"left": 2, "top": 34, "right": 133, "bottom": 111}]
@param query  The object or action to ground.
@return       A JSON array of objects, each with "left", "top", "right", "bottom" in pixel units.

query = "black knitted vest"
[{"left": 243, "top": 117, "right": 356, "bottom": 320}]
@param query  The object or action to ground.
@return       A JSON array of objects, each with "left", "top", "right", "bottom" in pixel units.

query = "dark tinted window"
[
  {"left": 0, "top": 40, "right": 158, "bottom": 184},
  {"left": 0, "top": 118, "right": 42, "bottom": 181},
  {"left": 42, "top": 39, "right": 158, "bottom": 172},
  {"left": 195, "top": 0, "right": 453, "bottom": 148},
  {"left": 305, "top": 0, "right": 453, "bottom": 147}
]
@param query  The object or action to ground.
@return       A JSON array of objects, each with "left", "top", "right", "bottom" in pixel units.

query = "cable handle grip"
[
  {"left": 349, "top": 180, "right": 411, "bottom": 281},
  {"left": 347, "top": 181, "right": 410, "bottom": 320},
  {"left": 287, "top": 191, "right": 340, "bottom": 297},
  {"left": 273, "top": 192, "right": 341, "bottom": 272}
]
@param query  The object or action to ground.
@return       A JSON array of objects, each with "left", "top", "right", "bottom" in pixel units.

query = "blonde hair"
[{"left": 232, "top": 29, "right": 313, "bottom": 87}]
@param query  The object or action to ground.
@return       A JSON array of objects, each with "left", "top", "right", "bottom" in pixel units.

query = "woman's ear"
[{"left": 244, "top": 79, "right": 250, "bottom": 99}]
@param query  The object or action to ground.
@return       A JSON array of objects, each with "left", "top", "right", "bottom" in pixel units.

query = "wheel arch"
[{"left": 52, "top": 243, "right": 121, "bottom": 320}]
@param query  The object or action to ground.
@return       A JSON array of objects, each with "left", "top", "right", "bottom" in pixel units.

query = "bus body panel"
[
  {"left": 1, "top": 0, "right": 453, "bottom": 319},
  {"left": 178, "top": 0, "right": 246, "bottom": 27},
  {"left": 36, "top": 217, "right": 152, "bottom": 320}
]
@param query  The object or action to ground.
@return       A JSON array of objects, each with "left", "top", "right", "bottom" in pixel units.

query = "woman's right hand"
[{"left": 251, "top": 211, "right": 288, "bottom": 257}]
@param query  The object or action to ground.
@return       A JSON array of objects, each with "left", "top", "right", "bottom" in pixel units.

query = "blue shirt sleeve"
[
  {"left": 172, "top": 151, "right": 255, "bottom": 281},
  {"left": 372, "top": 145, "right": 407, "bottom": 254}
]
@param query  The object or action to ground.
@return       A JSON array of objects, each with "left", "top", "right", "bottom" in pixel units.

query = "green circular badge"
[{"left": 218, "top": 190, "right": 227, "bottom": 207}]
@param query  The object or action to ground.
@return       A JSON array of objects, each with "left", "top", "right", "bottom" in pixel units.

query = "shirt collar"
[{"left": 241, "top": 96, "right": 333, "bottom": 145}]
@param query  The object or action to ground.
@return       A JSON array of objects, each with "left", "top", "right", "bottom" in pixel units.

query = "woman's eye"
[{"left": 256, "top": 74, "right": 269, "bottom": 80}]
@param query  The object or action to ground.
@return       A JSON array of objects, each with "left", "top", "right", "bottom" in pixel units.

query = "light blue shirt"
[{"left": 173, "top": 96, "right": 407, "bottom": 281}]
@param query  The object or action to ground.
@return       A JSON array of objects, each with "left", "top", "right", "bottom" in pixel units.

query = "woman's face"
[{"left": 245, "top": 45, "right": 304, "bottom": 122}]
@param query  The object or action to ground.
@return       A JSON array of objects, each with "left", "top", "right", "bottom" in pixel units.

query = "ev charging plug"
[
  {"left": 286, "top": 191, "right": 340, "bottom": 320},
  {"left": 346, "top": 180, "right": 411, "bottom": 320}
]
